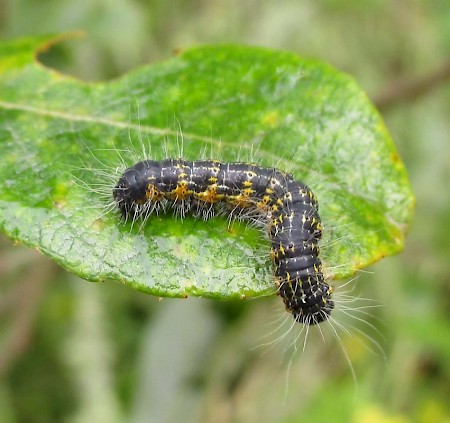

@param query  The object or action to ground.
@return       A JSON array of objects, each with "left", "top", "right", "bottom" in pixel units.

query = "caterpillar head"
[{"left": 113, "top": 166, "right": 148, "bottom": 217}]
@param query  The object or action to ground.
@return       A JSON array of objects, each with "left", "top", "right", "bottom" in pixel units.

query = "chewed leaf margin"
[{"left": 0, "top": 34, "right": 415, "bottom": 299}]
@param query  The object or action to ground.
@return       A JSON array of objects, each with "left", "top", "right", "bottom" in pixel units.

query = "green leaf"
[{"left": 0, "top": 35, "right": 414, "bottom": 299}]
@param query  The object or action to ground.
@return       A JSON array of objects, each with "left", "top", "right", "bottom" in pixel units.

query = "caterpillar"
[{"left": 113, "top": 158, "right": 335, "bottom": 325}]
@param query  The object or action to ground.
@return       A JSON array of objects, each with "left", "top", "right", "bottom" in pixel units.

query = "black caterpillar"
[{"left": 113, "top": 158, "right": 334, "bottom": 325}]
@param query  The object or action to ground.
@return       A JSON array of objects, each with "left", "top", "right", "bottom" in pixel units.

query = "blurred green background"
[{"left": 1, "top": 1, "right": 449, "bottom": 422}]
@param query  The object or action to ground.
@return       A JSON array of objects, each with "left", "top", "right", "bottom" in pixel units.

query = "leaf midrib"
[{"left": 0, "top": 98, "right": 392, "bottom": 221}]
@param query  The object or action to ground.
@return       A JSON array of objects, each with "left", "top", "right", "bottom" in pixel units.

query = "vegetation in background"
[{"left": 1, "top": 1, "right": 449, "bottom": 422}]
